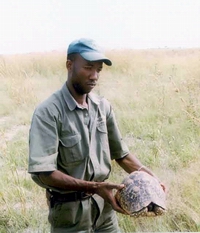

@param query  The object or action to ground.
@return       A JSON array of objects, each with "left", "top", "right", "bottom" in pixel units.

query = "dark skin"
[{"left": 39, "top": 54, "right": 166, "bottom": 214}]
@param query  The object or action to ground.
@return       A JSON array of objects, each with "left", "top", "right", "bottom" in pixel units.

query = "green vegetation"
[{"left": 0, "top": 49, "right": 200, "bottom": 232}]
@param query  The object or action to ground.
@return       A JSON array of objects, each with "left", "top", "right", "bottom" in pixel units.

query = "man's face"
[{"left": 67, "top": 54, "right": 103, "bottom": 95}]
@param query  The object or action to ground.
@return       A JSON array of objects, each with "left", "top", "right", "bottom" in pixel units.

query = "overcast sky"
[{"left": 1, "top": 0, "right": 200, "bottom": 54}]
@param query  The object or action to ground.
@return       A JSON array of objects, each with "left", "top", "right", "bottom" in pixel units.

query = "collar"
[{"left": 61, "top": 83, "right": 101, "bottom": 111}]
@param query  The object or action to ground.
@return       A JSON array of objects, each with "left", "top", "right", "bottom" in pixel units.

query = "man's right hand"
[{"left": 94, "top": 182, "right": 128, "bottom": 215}]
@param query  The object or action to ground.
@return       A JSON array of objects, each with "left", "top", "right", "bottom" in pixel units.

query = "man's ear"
[{"left": 66, "top": 60, "right": 73, "bottom": 71}]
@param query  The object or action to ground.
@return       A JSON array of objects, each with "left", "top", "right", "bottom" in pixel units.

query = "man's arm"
[
  {"left": 39, "top": 170, "right": 98, "bottom": 193},
  {"left": 39, "top": 170, "right": 128, "bottom": 214},
  {"left": 116, "top": 153, "right": 166, "bottom": 192}
]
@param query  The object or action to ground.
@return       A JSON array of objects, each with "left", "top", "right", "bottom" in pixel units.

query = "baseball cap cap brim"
[
  {"left": 80, "top": 51, "right": 112, "bottom": 66},
  {"left": 67, "top": 38, "right": 112, "bottom": 66}
]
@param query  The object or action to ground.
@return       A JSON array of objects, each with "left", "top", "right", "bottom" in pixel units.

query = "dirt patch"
[
  {"left": 3, "top": 124, "right": 28, "bottom": 142},
  {"left": 0, "top": 116, "right": 11, "bottom": 125}
]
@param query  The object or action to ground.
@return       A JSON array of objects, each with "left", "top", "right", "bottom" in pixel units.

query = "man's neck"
[{"left": 66, "top": 82, "right": 88, "bottom": 107}]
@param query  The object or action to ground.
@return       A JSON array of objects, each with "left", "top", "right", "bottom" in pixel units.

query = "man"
[{"left": 28, "top": 38, "right": 165, "bottom": 232}]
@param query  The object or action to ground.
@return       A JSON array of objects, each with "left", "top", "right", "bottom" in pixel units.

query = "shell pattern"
[{"left": 115, "top": 171, "right": 166, "bottom": 217}]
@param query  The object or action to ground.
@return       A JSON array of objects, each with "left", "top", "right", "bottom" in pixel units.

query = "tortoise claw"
[{"left": 153, "top": 206, "right": 165, "bottom": 216}]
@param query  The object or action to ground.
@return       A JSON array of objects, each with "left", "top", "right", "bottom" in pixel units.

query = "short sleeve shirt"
[{"left": 28, "top": 83, "right": 129, "bottom": 187}]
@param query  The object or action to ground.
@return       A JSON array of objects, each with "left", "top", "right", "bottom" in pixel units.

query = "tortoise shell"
[{"left": 115, "top": 171, "right": 166, "bottom": 217}]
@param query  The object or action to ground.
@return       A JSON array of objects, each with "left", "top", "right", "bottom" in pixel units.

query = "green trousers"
[{"left": 48, "top": 194, "right": 120, "bottom": 233}]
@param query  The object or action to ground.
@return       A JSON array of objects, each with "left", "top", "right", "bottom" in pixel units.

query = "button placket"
[{"left": 83, "top": 109, "right": 90, "bottom": 126}]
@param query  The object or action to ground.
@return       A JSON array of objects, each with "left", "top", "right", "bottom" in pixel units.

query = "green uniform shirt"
[{"left": 28, "top": 83, "right": 129, "bottom": 191}]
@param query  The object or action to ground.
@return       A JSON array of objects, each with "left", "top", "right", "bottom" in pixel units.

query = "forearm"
[
  {"left": 116, "top": 153, "right": 159, "bottom": 180},
  {"left": 39, "top": 170, "right": 127, "bottom": 214},
  {"left": 39, "top": 170, "right": 101, "bottom": 194},
  {"left": 116, "top": 153, "right": 142, "bottom": 173}
]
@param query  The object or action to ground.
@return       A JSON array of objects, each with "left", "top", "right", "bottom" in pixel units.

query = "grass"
[{"left": 0, "top": 48, "right": 200, "bottom": 232}]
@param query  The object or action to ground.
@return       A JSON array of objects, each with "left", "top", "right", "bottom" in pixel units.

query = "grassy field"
[{"left": 0, "top": 48, "right": 200, "bottom": 232}]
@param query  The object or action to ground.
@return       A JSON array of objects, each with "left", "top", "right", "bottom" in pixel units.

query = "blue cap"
[{"left": 67, "top": 38, "right": 112, "bottom": 66}]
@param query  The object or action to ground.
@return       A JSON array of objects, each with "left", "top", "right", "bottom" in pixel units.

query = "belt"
[{"left": 47, "top": 189, "right": 92, "bottom": 204}]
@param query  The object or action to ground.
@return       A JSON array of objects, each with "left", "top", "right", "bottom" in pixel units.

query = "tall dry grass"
[{"left": 0, "top": 49, "right": 200, "bottom": 232}]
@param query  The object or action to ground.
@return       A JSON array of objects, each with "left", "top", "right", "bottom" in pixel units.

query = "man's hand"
[{"left": 94, "top": 182, "right": 128, "bottom": 214}]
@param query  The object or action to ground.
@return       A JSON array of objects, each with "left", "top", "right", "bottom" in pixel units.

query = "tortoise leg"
[
  {"left": 130, "top": 207, "right": 148, "bottom": 218},
  {"left": 153, "top": 204, "right": 165, "bottom": 216}
]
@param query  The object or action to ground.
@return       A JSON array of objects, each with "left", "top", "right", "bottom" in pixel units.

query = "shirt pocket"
[
  {"left": 97, "top": 120, "right": 107, "bottom": 134},
  {"left": 96, "top": 120, "right": 109, "bottom": 149},
  {"left": 59, "top": 134, "right": 83, "bottom": 166}
]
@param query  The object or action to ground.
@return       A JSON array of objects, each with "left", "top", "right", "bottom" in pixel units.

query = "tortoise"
[{"left": 115, "top": 171, "right": 166, "bottom": 217}]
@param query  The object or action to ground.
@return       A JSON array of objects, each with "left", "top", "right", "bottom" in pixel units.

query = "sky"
[{"left": 1, "top": 0, "right": 200, "bottom": 54}]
